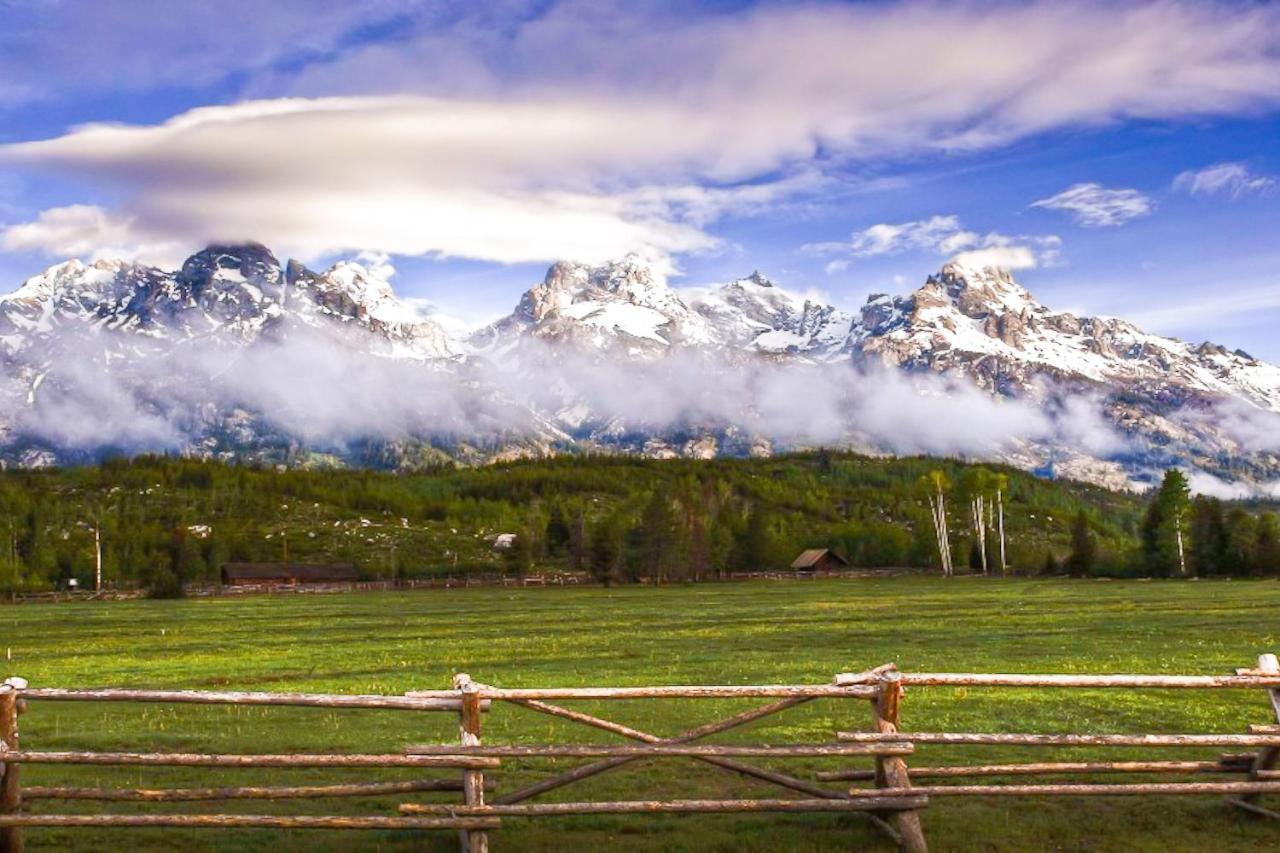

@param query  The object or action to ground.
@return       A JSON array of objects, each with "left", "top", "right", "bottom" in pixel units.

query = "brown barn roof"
[
  {"left": 221, "top": 563, "right": 359, "bottom": 583},
  {"left": 790, "top": 549, "right": 848, "bottom": 569}
]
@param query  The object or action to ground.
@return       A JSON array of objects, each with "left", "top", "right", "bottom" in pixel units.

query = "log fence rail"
[{"left": 1, "top": 655, "right": 1279, "bottom": 851}]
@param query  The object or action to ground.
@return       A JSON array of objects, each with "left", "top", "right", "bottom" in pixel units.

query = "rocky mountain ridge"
[{"left": 1, "top": 244, "right": 1277, "bottom": 491}]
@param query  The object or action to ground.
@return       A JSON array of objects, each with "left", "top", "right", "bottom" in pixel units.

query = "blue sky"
[{"left": 1, "top": 1, "right": 1278, "bottom": 355}]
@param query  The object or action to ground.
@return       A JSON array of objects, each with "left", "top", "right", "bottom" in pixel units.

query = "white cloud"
[
  {"left": 845, "top": 216, "right": 977, "bottom": 258},
  {"left": 949, "top": 246, "right": 1040, "bottom": 272},
  {"left": 354, "top": 251, "right": 396, "bottom": 282},
  {"left": 1030, "top": 183, "right": 1154, "bottom": 227},
  {"left": 805, "top": 215, "right": 1059, "bottom": 271},
  {"left": 3, "top": 1, "right": 1280, "bottom": 267},
  {"left": 1173, "top": 162, "right": 1275, "bottom": 198},
  {"left": 0, "top": 204, "right": 188, "bottom": 268}
]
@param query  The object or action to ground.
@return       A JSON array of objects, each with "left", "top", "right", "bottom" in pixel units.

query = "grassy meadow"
[{"left": 3, "top": 577, "right": 1280, "bottom": 851}]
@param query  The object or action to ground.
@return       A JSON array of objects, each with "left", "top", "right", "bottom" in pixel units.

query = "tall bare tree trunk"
[
  {"left": 971, "top": 496, "right": 988, "bottom": 575},
  {"left": 93, "top": 524, "right": 102, "bottom": 591},
  {"left": 928, "top": 493, "right": 951, "bottom": 577},
  {"left": 1176, "top": 515, "right": 1187, "bottom": 577},
  {"left": 997, "top": 489, "right": 1007, "bottom": 575}
]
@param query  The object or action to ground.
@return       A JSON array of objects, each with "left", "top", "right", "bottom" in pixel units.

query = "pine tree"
[
  {"left": 545, "top": 503, "right": 571, "bottom": 557},
  {"left": 1066, "top": 510, "right": 1096, "bottom": 578},
  {"left": 636, "top": 490, "right": 681, "bottom": 582},
  {"left": 1222, "top": 508, "right": 1258, "bottom": 577},
  {"left": 588, "top": 516, "right": 622, "bottom": 586},
  {"left": 1188, "top": 496, "right": 1226, "bottom": 576},
  {"left": 568, "top": 507, "right": 587, "bottom": 572},
  {"left": 1254, "top": 512, "right": 1280, "bottom": 577}
]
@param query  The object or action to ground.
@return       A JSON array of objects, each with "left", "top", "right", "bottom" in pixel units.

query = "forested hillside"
[{"left": 0, "top": 452, "right": 1173, "bottom": 595}]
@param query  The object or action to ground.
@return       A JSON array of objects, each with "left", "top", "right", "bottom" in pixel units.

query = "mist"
[{"left": 2, "top": 321, "right": 1144, "bottom": 475}]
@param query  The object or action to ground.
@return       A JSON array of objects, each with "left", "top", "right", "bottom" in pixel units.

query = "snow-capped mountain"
[
  {"left": 1, "top": 244, "right": 1278, "bottom": 490},
  {"left": 850, "top": 260, "right": 1280, "bottom": 411},
  {"left": 0, "top": 244, "right": 456, "bottom": 360},
  {"left": 470, "top": 257, "right": 851, "bottom": 360}
]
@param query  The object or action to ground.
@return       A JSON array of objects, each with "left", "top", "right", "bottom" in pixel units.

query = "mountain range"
[{"left": 2, "top": 243, "right": 1277, "bottom": 492}]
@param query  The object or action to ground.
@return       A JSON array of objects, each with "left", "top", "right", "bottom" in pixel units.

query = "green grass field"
[{"left": 3, "top": 577, "right": 1280, "bottom": 851}]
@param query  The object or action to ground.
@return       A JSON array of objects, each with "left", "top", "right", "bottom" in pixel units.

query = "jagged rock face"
[
  {"left": 2, "top": 245, "right": 1279, "bottom": 489},
  {"left": 848, "top": 260, "right": 1280, "bottom": 413},
  {"left": 0, "top": 244, "right": 456, "bottom": 360},
  {"left": 470, "top": 258, "right": 851, "bottom": 360}
]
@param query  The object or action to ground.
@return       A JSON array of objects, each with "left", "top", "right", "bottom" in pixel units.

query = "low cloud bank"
[{"left": 6, "top": 323, "right": 1134, "bottom": 469}]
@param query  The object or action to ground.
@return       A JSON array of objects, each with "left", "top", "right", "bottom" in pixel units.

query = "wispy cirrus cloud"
[
  {"left": 804, "top": 215, "right": 1060, "bottom": 271},
  {"left": 1030, "top": 183, "right": 1154, "bottom": 227},
  {"left": 1173, "top": 162, "right": 1275, "bottom": 198}
]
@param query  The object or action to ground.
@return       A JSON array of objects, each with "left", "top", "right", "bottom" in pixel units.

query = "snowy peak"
[
  {"left": 473, "top": 256, "right": 704, "bottom": 355},
  {"left": 687, "top": 273, "right": 852, "bottom": 357},
  {"left": 475, "top": 257, "right": 854, "bottom": 359},
  {"left": 0, "top": 244, "right": 456, "bottom": 359},
  {"left": 850, "top": 263, "right": 1280, "bottom": 413},
  {"left": 931, "top": 260, "right": 1041, "bottom": 318}
]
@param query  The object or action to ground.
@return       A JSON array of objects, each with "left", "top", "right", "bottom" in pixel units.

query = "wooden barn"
[
  {"left": 789, "top": 549, "right": 848, "bottom": 573},
  {"left": 219, "top": 562, "right": 359, "bottom": 587}
]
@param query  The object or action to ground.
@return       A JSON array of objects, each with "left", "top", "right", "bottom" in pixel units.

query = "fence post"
[
  {"left": 1237, "top": 653, "right": 1280, "bottom": 812},
  {"left": 871, "top": 671, "right": 927, "bottom": 853},
  {"left": 1, "top": 677, "right": 25, "bottom": 853},
  {"left": 455, "top": 674, "right": 489, "bottom": 853}
]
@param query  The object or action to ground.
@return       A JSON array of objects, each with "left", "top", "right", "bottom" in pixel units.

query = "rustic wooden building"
[
  {"left": 220, "top": 562, "right": 360, "bottom": 587},
  {"left": 789, "top": 549, "right": 848, "bottom": 572}
]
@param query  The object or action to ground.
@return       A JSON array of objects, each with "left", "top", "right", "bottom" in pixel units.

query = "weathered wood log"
[
  {"left": 401, "top": 797, "right": 929, "bottom": 816},
  {"left": 1225, "top": 797, "right": 1280, "bottom": 820},
  {"left": 0, "top": 814, "right": 501, "bottom": 830},
  {"left": 1236, "top": 653, "right": 1280, "bottom": 811},
  {"left": 456, "top": 674, "right": 488, "bottom": 853},
  {"left": 507, "top": 699, "right": 657, "bottom": 741},
  {"left": 493, "top": 756, "right": 633, "bottom": 806},
  {"left": 838, "top": 732, "right": 1280, "bottom": 747},
  {"left": 407, "top": 744, "right": 912, "bottom": 758},
  {"left": 833, "top": 672, "right": 1280, "bottom": 689},
  {"left": 494, "top": 697, "right": 819, "bottom": 805},
  {"left": 22, "top": 688, "right": 471, "bottom": 712},
  {"left": 0, "top": 686, "right": 21, "bottom": 853},
  {"left": 868, "top": 670, "right": 928, "bottom": 853},
  {"left": 410, "top": 684, "right": 877, "bottom": 701},
  {"left": 846, "top": 781, "right": 1280, "bottom": 797},
  {"left": 0, "top": 751, "right": 498, "bottom": 768},
  {"left": 819, "top": 760, "right": 1248, "bottom": 781},
  {"left": 22, "top": 778, "right": 479, "bottom": 801}
]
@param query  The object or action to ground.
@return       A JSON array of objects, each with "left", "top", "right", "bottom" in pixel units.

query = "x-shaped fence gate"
[{"left": 400, "top": 666, "right": 929, "bottom": 852}]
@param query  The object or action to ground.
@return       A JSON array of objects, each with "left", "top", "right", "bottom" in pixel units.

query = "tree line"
[{"left": 0, "top": 454, "right": 1273, "bottom": 597}]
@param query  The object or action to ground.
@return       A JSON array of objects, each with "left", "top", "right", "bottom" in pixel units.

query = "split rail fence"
[{"left": 2, "top": 654, "right": 1280, "bottom": 852}]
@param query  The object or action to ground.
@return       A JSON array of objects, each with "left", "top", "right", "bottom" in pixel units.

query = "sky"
[{"left": 0, "top": 0, "right": 1278, "bottom": 356}]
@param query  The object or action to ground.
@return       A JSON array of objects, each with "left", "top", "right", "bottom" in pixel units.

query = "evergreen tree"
[
  {"left": 1066, "top": 510, "right": 1096, "bottom": 578},
  {"left": 503, "top": 529, "right": 534, "bottom": 576},
  {"left": 544, "top": 503, "right": 571, "bottom": 557},
  {"left": 636, "top": 490, "right": 682, "bottom": 582},
  {"left": 1222, "top": 508, "right": 1258, "bottom": 577},
  {"left": 1141, "top": 470, "right": 1191, "bottom": 576},
  {"left": 1188, "top": 496, "right": 1226, "bottom": 576},
  {"left": 731, "top": 504, "right": 778, "bottom": 572},
  {"left": 568, "top": 507, "right": 587, "bottom": 572},
  {"left": 1254, "top": 512, "right": 1280, "bottom": 576},
  {"left": 588, "top": 516, "right": 623, "bottom": 585}
]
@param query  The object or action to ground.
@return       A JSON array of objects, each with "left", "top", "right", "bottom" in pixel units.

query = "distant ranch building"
[
  {"left": 220, "top": 562, "right": 359, "bottom": 587},
  {"left": 790, "top": 549, "right": 848, "bottom": 573}
]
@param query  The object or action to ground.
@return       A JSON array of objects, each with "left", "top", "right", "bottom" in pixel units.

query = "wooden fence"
[{"left": 2, "top": 655, "right": 1280, "bottom": 852}]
